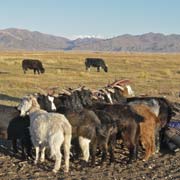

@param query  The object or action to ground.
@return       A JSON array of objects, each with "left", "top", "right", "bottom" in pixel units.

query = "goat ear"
[{"left": 31, "top": 96, "right": 38, "bottom": 107}]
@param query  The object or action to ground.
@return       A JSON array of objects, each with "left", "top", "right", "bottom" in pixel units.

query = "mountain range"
[{"left": 0, "top": 28, "right": 180, "bottom": 52}]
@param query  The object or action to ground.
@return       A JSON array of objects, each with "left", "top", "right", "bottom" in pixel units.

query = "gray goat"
[{"left": 17, "top": 95, "right": 72, "bottom": 173}]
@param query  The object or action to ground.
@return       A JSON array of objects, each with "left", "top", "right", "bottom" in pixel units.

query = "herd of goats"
[{"left": 0, "top": 79, "right": 179, "bottom": 173}]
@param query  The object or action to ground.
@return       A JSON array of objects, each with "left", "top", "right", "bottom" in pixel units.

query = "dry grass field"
[
  {"left": 0, "top": 51, "right": 180, "bottom": 179},
  {"left": 0, "top": 51, "right": 180, "bottom": 106}
]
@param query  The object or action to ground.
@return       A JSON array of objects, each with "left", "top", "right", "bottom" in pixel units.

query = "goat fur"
[{"left": 18, "top": 95, "right": 72, "bottom": 173}]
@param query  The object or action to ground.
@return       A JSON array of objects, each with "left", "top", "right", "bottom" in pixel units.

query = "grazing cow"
[
  {"left": 17, "top": 95, "right": 72, "bottom": 173},
  {"left": 131, "top": 104, "right": 161, "bottom": 161},
  {"left": 22, "top": 59, "right": 45, "bottom": 74},
  {"left": 85, "top": 58, "right": 108, "bottom": 72}
]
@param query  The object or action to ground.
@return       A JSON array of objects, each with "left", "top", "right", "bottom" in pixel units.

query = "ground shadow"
[
  {"left": 0, "top": 71, "right": 9, "bottom": 74},
  {"left": 0, "top": 94, "right": 21, "bottom": 103}
]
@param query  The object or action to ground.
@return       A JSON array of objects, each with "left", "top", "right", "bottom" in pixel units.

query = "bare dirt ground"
[{"left": 0, "top": 102, "right": 180, "bottom": 180}]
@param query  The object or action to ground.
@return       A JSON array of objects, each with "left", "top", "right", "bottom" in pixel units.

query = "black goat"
[
  {"left": 7, "top": 115, "right": 32, "bottom": 159},
  {"left": 92, "top": 103, "right": 144, "bottom": 163},
  {"left": 4, "top": 94, "right": 56, "bottom": 159}
]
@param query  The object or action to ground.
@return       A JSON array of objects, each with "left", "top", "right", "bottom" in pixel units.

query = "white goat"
[{"left": 17, "top": 95, "right": 72, "bottom": 173}]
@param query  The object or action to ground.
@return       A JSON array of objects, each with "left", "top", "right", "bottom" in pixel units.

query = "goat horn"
[
  {"left": 59, "top": 89, "right": 71, "bottom": 96},
  {"left": 113, "top": 85, "right": 125, "bottom": 91},
  {"left": 34, "top": 87, "right": 47, "bottom": 95},
  {"left": 72, "top": 86, "right": 83, "bottom": 92},
  {"left": 106, "top": 87, "right": 115, "bottom": 93},
  {"left": 91, "top": 95, "right": 98, "bottom": 100},
  {"left": 109, "top": 79, "right": 131, "bottom": 87},
  {"left": 99, "top": 88, "right": 109, "bottom": 95}
]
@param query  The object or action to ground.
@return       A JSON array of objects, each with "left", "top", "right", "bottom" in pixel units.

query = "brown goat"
[{"left": 132, "top": 104, "right": 161, "bottom": 161}]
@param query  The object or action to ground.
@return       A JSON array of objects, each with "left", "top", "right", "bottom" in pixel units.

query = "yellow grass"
[{"left": 0, "top": 51, "right": 180, "bottom": 106}]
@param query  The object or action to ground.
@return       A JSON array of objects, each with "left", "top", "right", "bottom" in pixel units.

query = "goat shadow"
[
  {"left": 0, "top": 71, "right": 9, "bottom": 74},
  {"left": 47, "top": 65, "right": 82, "bottom": 72},
  {"left": 0, "top": 94, "right": 21, "bottom": 103}
]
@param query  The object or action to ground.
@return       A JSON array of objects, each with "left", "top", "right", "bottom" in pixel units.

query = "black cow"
[
  {"left": 22, "top": 59, "right": 45, "bottom": 74},
  {"left": 85, "top": 58, "right": 108, "bottom": 72}
]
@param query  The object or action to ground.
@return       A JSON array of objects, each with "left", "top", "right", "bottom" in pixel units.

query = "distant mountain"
[
  {"left": 0, "top": 28, "right": 70, "bottom": 50},
  {"left": 0, "top": 28, "right": 180, "bottom": 52}
]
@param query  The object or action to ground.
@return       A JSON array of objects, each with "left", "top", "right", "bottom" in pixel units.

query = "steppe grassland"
[{"left": 0, "top": 51, "right": 179, "bottom": 106}]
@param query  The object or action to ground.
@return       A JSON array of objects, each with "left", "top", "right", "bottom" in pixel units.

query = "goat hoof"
[
  {"left": 64, "top": 169, "right": 69, "bottom": 173},
  {"left": 52, "top": 169, "right": 58, "bottom": 173},
  {"left": 40, "top": 158, "right": 45, "bottom": 162},
  {"left": 155, "top": 150, "right": 159, "bottom": 154},
  {"left": 80, "top": 160, "right": 88, "bottom": 168},
  {"left": 34, "top": 160, "right": 38, "bottom": 164}
]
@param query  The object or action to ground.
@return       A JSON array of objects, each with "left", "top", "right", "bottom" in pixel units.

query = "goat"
[
  {"left": 0, "top": 104, "right": 19, "bottom": 139},
  {"left": 53, "top": 87, "right": 113, "bottom": 166},
  {"left": 17, "top": 95, "right": 72, "bottom": 173},
  {"left": 92, "top": 103, "right": 144, "bottom": 163},
  {"left": 7, "top": 115, "right": 32, "bottom": 159},
  {"left": 5, "top": 93, "right": 56, "bottom": 159},
  {"left": 127, "top": 96, "right": 175, "bottom": 152},
  {"left": 131, "top": 104, "right": 161, "bottom": 161},
  {"left": 91, "top": 79, "right": 135, "bottom": 104}
]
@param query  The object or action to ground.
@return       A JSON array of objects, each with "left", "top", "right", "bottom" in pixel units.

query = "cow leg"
[
  {"left": 86, "top": 66, "right": 89, "bottom": 71},
  {"left": 34, "top": 69, "right": 36, "bottom": 74},
  {"left": 97, "top": 66, "right": 100, "bottom": 72}
]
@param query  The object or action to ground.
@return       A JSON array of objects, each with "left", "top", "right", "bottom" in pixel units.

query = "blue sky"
[{"left": 0, "top": 0, "right": 180, "bottom": 39}]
